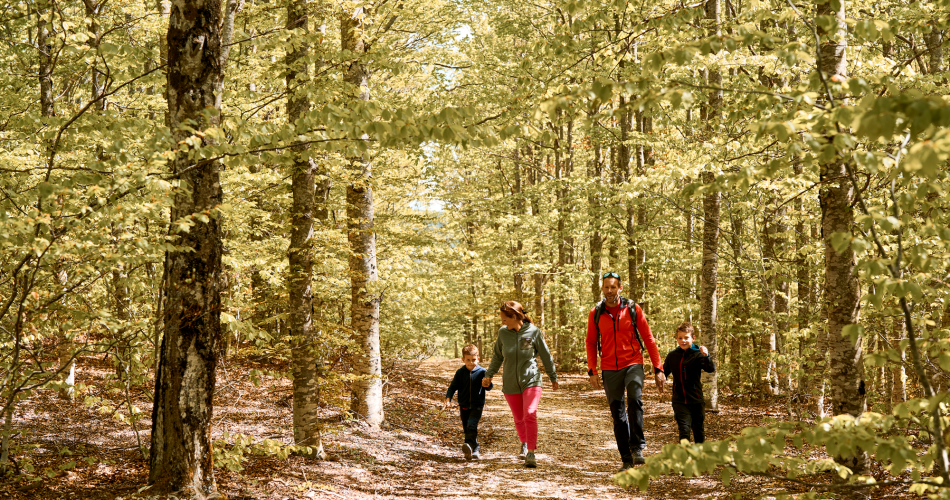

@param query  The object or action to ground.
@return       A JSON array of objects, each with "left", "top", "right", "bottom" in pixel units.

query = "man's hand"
[
  {"left": 552, "top": 380, "right": 559, "bottom": 391},
  {"left": 482, "top": 377, "right": 492, "bottom": 388},
  {"left": 655, "top": 372, "right": 666, "bottom": 392},
  {"left": 589, "top": 374, "right": 601, "bottom": 390},
  {"left": 700, "top": 345, "right": 709, "bottom": 356}
]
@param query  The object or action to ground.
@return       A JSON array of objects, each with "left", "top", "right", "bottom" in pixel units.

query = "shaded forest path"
[{"left": 309, "top": 358, "right": 758, "bottom": 500}]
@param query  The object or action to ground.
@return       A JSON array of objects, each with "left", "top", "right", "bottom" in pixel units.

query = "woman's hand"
[
  {"left": 551, "top": 380, "right": 559, "bottom": 391},
  {"left": 482, "top": 377, "right": 492, "bottom": 387}
]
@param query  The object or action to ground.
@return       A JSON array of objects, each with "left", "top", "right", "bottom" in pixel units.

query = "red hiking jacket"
[{"left": 586, "top": 300, "right": 663, "bottom": 376}]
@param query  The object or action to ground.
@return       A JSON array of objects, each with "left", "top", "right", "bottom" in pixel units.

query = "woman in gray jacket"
[{"left": 482, "top": 301, "right": 558, "bottom": 468}]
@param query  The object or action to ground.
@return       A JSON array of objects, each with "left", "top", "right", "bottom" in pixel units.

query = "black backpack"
[{"left": 594, "top": 297, "right": 644, "bottom": 356}]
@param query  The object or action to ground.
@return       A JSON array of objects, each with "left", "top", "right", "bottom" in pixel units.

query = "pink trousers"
[{"left": 504, "top": 386, "right": 542, "bottom": 449}]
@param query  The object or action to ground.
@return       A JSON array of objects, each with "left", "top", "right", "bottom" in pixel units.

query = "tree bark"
[
  {"left": 927, "top": 28, "right": 944, "bottom": 75},
  {"left": 794, "top": 164, "right": 813, "bottom": 404},
  {"left": 149, "top": 0, "right": 226, "bottom": 494},
  {"left": 890, "top": 313, "right": 906, "bottom": 406},
  {"left": 700, "top": 170, "right": 720, "bottom": 411},
  {"left": 512, "top": 149, "right": 525, "bottom": 301},
  {"left": 700, "top": 0, "right": 722, "bottom": 411},
  {"left": 589, "top": 140, "right": 603, "bottom": 302},
  {"left": 342, "top": 8, "right": 383, "bottom": 428},
  {"left": 286, "top": 0, "right": 325, "bottom": 459},
  {"left": 728, "top": 208, "right": 750, "bottom": 391},
  {"left": 817, "top": 0, "right": 865, "bottom": 473}
]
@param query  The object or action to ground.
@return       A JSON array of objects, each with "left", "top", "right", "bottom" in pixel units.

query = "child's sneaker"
[
  {"left": 462, "top": 443, "right": 473, "bottom": 460},
  {"left": 471, "top": 447, "right": 480, "bottom": 460},
  {"left": 517, "top": 442, "right": 528, "bottom": 459},
  {"left": 525, "top": 452, "right": 536, "bottom": 468}
]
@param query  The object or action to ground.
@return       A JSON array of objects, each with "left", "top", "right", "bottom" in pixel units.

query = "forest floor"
[{"left": 2, "top": 355, "right": 912, "bottom": 499}]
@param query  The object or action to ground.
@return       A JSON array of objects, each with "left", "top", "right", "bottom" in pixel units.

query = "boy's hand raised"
[{"left": 700, "top": 346, "right": 709, "bottom": 356}]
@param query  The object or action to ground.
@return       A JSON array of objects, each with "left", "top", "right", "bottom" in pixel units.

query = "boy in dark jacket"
[
  {"left": 445, "top": 344, "right": 493, "bottom": 460},
  {"left": 662, "top": 322, "right": 716, "bottom": 444}
]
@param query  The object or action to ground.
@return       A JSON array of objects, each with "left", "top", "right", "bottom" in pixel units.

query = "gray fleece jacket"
[{"left": 485, "top": 322, "right": 557, "bottom": 395}]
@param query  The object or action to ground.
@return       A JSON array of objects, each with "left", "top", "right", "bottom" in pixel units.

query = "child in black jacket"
[
  {"left": 662, "top": 322, "right": 716, "bottom": 444},
  {"left": 445, "top": 344, "right": 493, "bottom": 460}
]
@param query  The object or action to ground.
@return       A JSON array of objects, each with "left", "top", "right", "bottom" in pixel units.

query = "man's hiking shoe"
[
  {"left": 518, "top": 443, "right": 528, "bottom": 459},
  {"left": 631, "top": 449, "right": 645, "bottom": 465},
  {"left": 471, "top": 447, "right": 480, "bottom": 460},
  {"left": 525, "top": 452, "right": 537, "bottom": 468},
  {"left": 462, "top": 443, "right": 473, "bottom": 460},
  {"left": 619, "top": 462, "right": 634, "bottom": 472}
]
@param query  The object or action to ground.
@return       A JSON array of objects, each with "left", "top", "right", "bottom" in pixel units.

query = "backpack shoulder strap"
[
  {"left": 624, "top": 298, "right": 645, "bottom": 352},
  {"left": 593, "top": 300, "right": 605, "bottom": 356}
]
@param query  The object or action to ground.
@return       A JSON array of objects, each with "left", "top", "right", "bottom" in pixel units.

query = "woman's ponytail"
[{"left": 500, "top": 300, "right": 532, "bottom": 324}]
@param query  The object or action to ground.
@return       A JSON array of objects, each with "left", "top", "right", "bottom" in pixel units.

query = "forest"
[{"left": 1, "top": 0, "right": 950, "bottom": 498}]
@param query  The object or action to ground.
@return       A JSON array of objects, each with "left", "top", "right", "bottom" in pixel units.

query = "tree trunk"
[
  {"left": 759, "top": 212, "right": 779, "bottom": 396},
  {"left": 636, "top": 112, "right": 651, "bottom": 306},
  {"left": 728, "top": 207, "right": 751, "bottom": 392},
  {"left": 589, "top": 141, "right": 603, "bottom": 302},
  {"left": 927, "top": 28, "right": 944, "bottom": 75},
  {"left": 286, "top": 0, "right": 325, "bottom": 459},
  {"left": 149, "top": 0, "right": 226, "bottom": 494},
  {"left": 512, "top": 149, "right": 525, "bottom": 300},
  {"left": 342, "top": 9, "right": 383, "bottom": 428},
  {"left": 891, "top": 313, "right": 906, "bottom": 406},
  {"left": 700, "top": 0, "right": 722, "bottom": 411},
  {"left": 700, "top": 170, "right": 720, "bottom": 411},
  {"left": 794, "top": 164, "right": 813, "bottom": 403},
  {"left": 534, "top": 274, "right": 544, "bottom": 329},
  {"left": 684, "top": 190, "right": 694, "bottom": 323},
  {"left": 817, "top": 0, "right": 865, "bottom": 473}
]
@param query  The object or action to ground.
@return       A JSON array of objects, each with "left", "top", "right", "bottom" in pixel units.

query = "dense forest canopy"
[{"left": 2, "top": 0, "right": 950, "bottom": 497}]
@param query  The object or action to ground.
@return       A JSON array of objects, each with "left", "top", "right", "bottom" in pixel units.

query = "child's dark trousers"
[
  {"left": 459, "top": 407, "right": 484, "bottom": 450},
  {"left": 672, "top": 402, "right": 705, "bottom": 443}
]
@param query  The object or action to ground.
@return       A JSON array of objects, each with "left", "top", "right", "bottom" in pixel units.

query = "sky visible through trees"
[{"left": 2, "top": 0, "right": 950, "bottom": 497}]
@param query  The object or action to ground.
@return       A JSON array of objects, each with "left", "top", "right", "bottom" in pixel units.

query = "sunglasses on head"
[{"left": 602, "top": 272, "right": 620, "bottom": 279}]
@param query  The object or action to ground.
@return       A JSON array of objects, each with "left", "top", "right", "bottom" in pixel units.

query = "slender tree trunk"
[
  {"left": 927, "top": 28, "right": 944, "bottom": 75},
  {"left": 149, "top": 0, "right": 227, "bottom": 494},
  {"left": 700, "top": 171, "right": 720, "bottom": 411},
  {"left": 589, "top": 139, "right": 603, "bottom": 302},
  {"left": 636, "top": 112, "right": 652, "bottom": 306},
  {"left": 534, "top": 274, "right": 544, "bottom": 329},
  {"left": 512, "top": 149, "right": 525, "bottom": 300},
  {"left": 342, "top": 8, "right": 383, "bottom": 428},
  {"left": 728, "top": 206, "right": 751, "bottom": 392},
  {"left": 700, "top": 0, "right": 722, "bottom": 411},
  {"left": 38, "top": 2, "right": 54, "bottom": 119},
  {"left": 891, "top": 313, "right": 906, "bottom": 406},
  {"left": 795, "top": 163, "right": 812, "bottom": 403},
  {"left": 556, "top": 119, "right": 574, "bottom": 363},
  {"left": 817, "top": 0, "right": 865, "bottom": 473},
  {"left": 684, "top": 191, "right": 694, "bottom": 323},
  {"left": 758, "top": 211, "right": 779, "bottom": 395},
  {"left": 286, "top": 0, "right": 325, "bottom": 459}
]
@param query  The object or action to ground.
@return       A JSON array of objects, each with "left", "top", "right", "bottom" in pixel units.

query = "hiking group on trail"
[{"left": 444, "top": 271, "right": 716, "bottom": 472}]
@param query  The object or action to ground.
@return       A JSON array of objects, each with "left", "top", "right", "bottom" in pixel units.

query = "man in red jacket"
[{"left": 587, "top": 272, "right": 666, "bottom": 470}]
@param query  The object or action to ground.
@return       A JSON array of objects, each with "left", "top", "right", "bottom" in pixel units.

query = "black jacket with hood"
[{"left": 662, "top": 344, "right": 716, "bottom": 404}]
